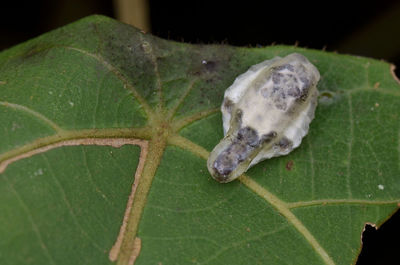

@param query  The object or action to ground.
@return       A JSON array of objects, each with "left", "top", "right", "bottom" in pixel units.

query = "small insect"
[{"left": 207, "top": 53, "right": 320, "bottom": 183}]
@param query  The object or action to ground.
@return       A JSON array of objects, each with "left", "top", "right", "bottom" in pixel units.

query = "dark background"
[{"left": 1, "top": 1, "right": 399, "bottom": 264}]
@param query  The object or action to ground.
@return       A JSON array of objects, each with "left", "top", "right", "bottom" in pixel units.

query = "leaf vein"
[
  {"left": 172, "top": 108, "right": 219, "bottom": 132},
  {"left": 1, "top": 174, "right": 57, "bottom": 265},
  {"left": 169, "top": 134, "right": 336, "bottom": 265},
  {"left": 0, "top": 128, "right": 151, "bottom": 173},
  {"left": 167, "top": 78, "right": 197, "bottom": 119},
  {"left": 64, "top": 46, "right": 154, "bottom": 120},
  {"left": 287, "top": 199, "right": 400, "bottom": 209},
  {"left": 346, "top": 94, "right": 354, "bottom": 198},
  {"left": 146, "top": 192, "right": 235, "bottom": 213},
  {"left": 92, "top": 77, "right": 102, "bottom": 128},
  {"left": 41, "top": 153, "right": 105, "bottom": 252},
  {"left": 138, "top": 35, "right": 163, "bottom": 109},
  {"left": 307, "top": 138, "right": 316, "bottom": 199},
  {"left": 81, "top": 146, "right": 113, "bottom": 207},
  {"left": 200, "top": 225, "right": 289, "bottom": 265},
  {"left": 0, "top": 101, "right": 63, "bottom": 133}
]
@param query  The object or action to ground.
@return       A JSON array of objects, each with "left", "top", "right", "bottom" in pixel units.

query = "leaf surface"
[{"left": 0, "top": 15, "right": 399, "bottom": 265}]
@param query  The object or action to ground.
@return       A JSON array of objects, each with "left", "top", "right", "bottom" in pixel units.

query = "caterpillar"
[{"left": 207, "top": 53, "right": 320, "bottom": 183}]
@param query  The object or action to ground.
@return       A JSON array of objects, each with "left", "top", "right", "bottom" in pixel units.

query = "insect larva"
[{"left": 207, "top": 53, "right": 320, "bottom": 183}]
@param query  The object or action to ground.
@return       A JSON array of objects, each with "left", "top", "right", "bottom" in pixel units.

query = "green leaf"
[{"left": 1, "top": 15, "right": 399, "bottom": 265}]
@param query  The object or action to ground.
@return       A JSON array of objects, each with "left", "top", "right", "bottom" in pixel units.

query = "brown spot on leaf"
[
  {"left": 374, "top": 82, "right": 380, "bottom": 88},
  {"left": 286, "top": 160, "right": 294, "bottom": 171}
]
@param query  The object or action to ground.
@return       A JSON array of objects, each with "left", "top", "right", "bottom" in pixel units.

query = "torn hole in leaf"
[
  {"left": 356, "top": 209, "right": 400, "bottom": 265},
  {"left": 391, "top": 63, "right": 400, "bottom": 85}
]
